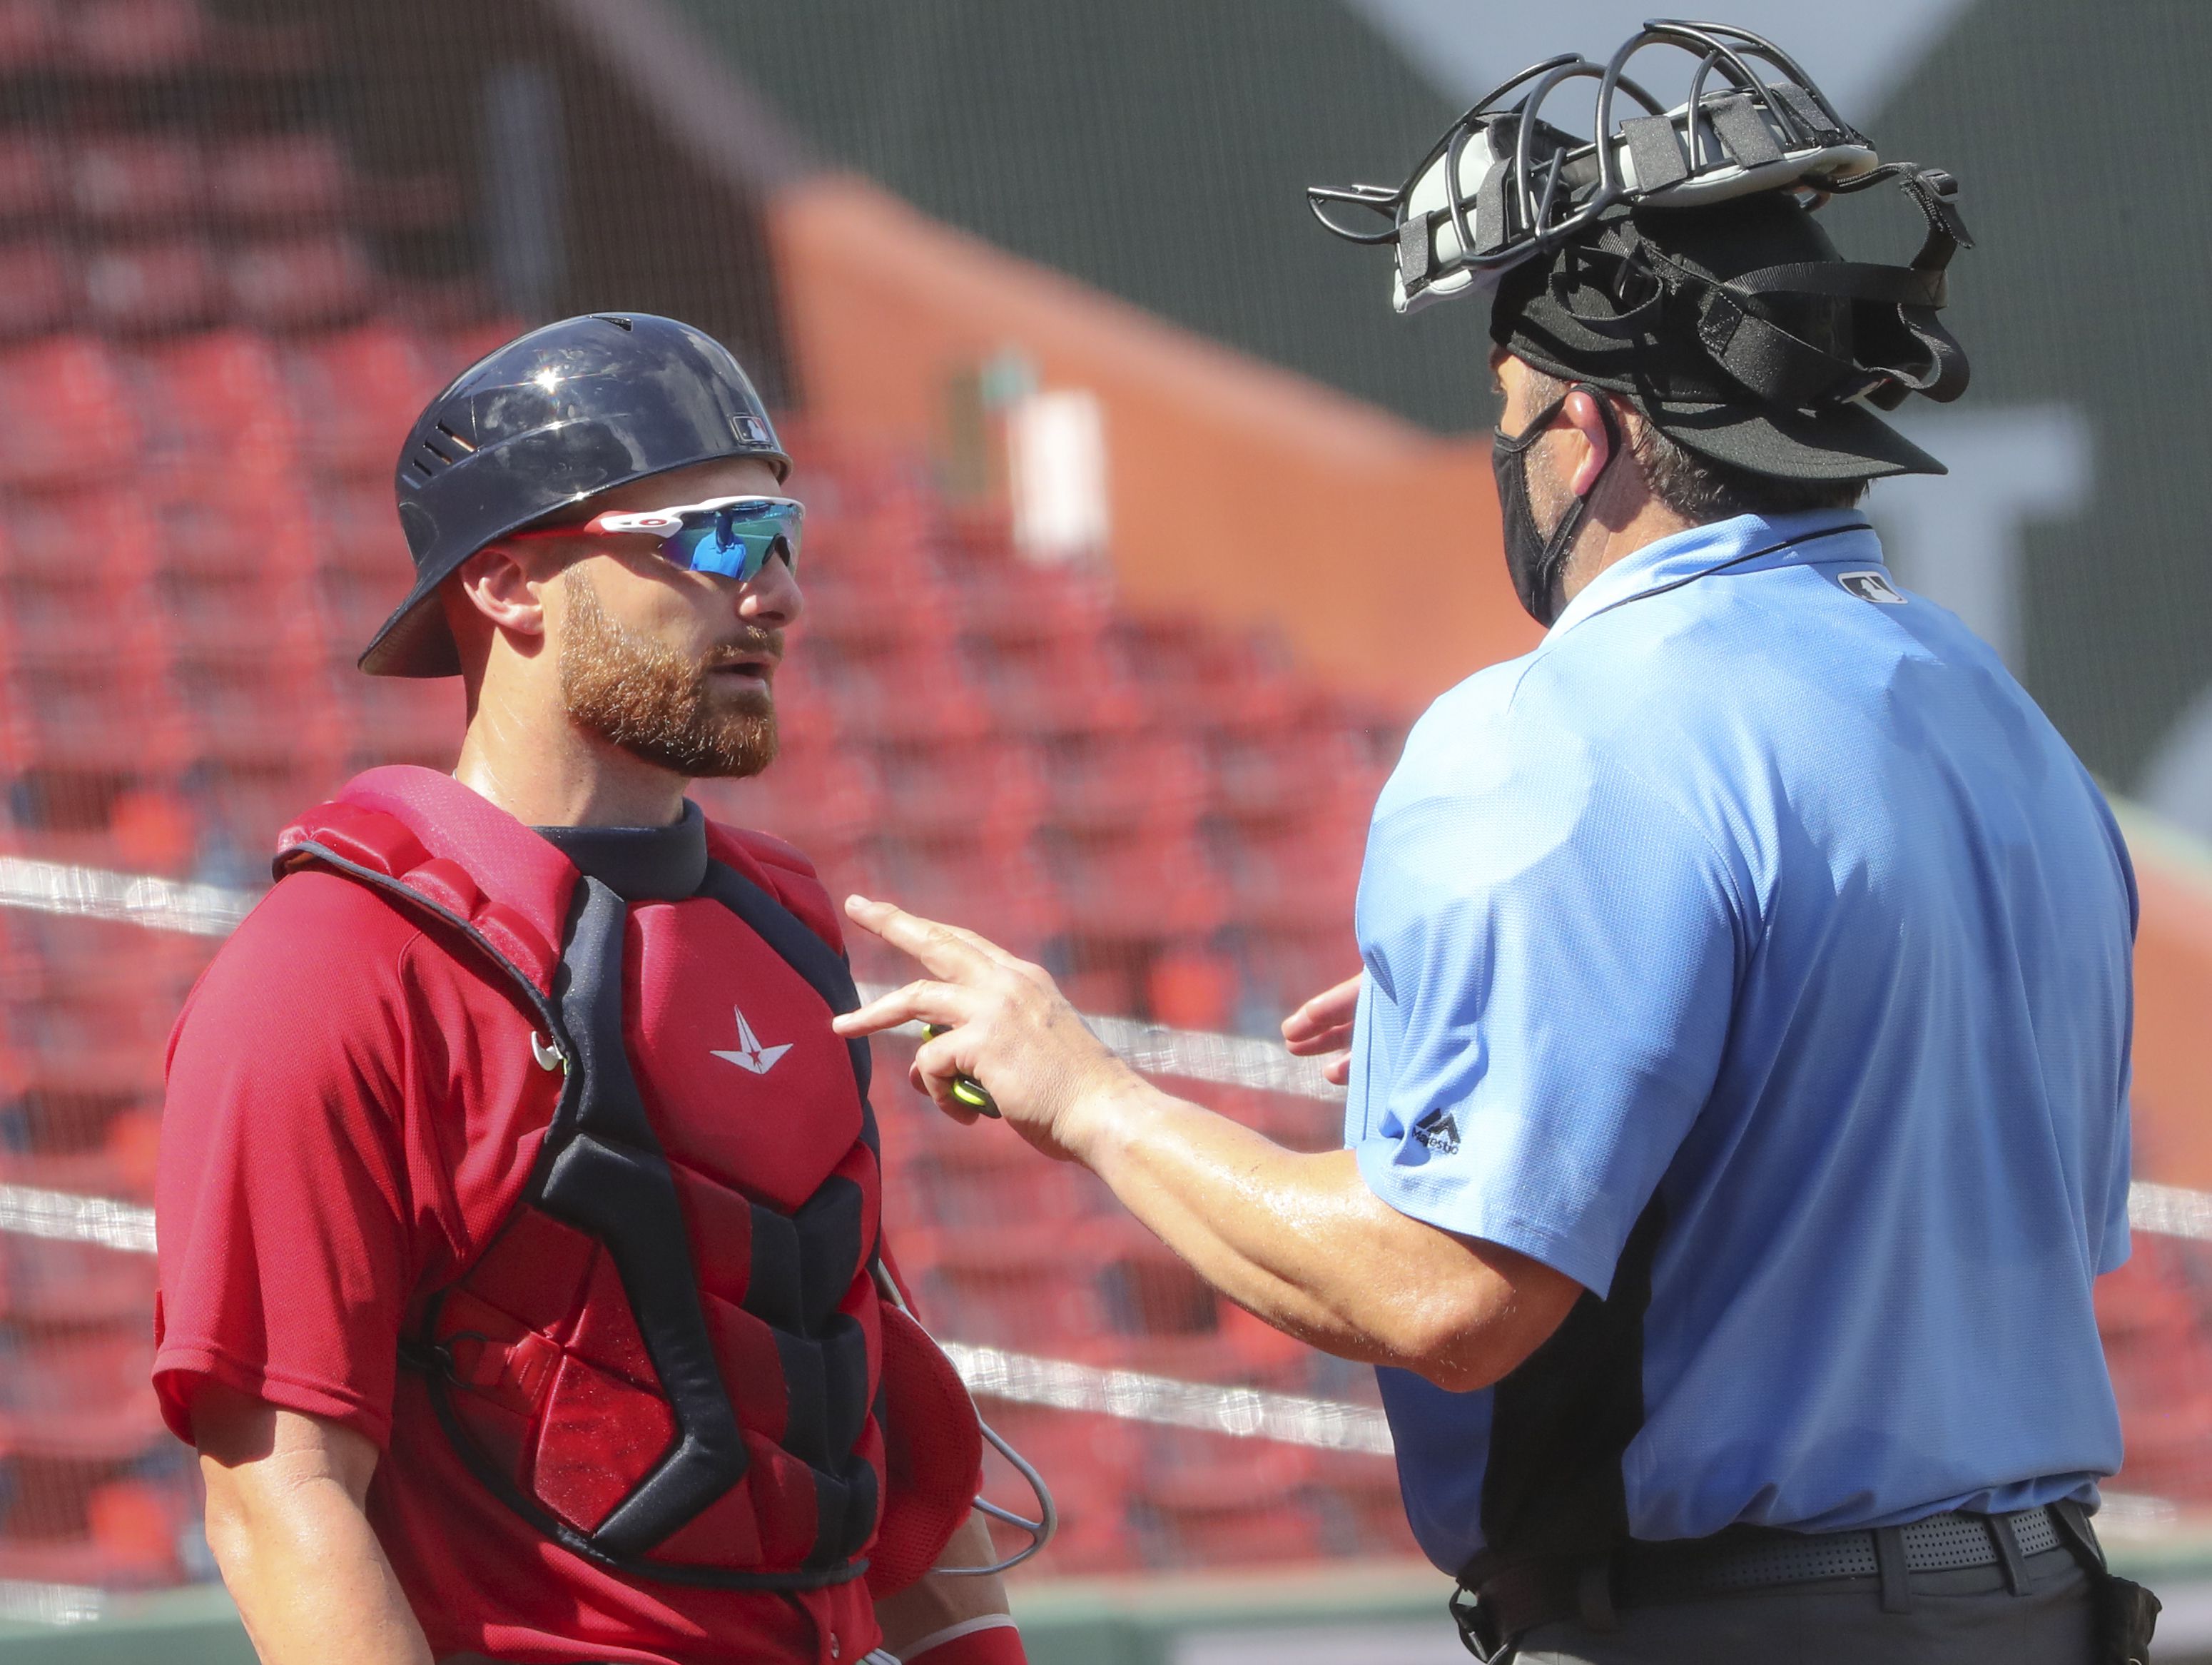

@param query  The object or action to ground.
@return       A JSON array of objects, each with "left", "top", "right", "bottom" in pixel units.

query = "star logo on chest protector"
[{"left": 712, "top": 1007, "right": 794, "bottom": 1076}]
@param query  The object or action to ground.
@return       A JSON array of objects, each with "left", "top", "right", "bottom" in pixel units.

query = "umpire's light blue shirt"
[{"left": 1346, "top": 510, "right": 2136, "bottom": 1572}]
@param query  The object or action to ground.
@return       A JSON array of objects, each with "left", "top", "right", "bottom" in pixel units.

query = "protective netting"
[{"left": 0, "top": 0, "right": 2201, "bottom": 1617}]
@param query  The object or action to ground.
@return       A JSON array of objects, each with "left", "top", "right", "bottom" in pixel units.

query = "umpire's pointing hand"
[{"left": 831, "top": 896, "right": 1137, "bottom": 1162}]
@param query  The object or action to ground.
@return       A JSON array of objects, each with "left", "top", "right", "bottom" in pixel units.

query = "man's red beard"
[{"left": 557, "top": 567, "right": 781, "bottom": 779}]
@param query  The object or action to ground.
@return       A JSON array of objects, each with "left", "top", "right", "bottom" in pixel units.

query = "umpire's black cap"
[{"left": 364, "top": 313, "right": 791, "bottom": 679}]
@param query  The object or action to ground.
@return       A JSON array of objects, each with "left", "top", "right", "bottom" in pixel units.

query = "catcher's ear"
[{"left": 447, "top": 543, "right": 552, "bottom": 648}]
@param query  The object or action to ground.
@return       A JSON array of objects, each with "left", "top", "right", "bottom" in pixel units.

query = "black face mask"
[{"left": 1491, "top": 385, "right": 1620, "bottom": 627}]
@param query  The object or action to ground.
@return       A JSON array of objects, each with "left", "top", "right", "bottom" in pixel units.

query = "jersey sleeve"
[
  {"left": 1346, "top": 709, "right": 1745, "bottom": 1298},
  {"left": 153, "top": 872, "right": 423, "bottom": 1449}
]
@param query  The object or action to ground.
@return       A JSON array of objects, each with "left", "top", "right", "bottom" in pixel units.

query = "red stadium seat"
[
  {"left": 942, "top": 557, "right": 1111, "bottom": 651},
  {"left": 438, "top": 316, "right": 527, "bottom": 380},
  {"left": 872, "top": 737, "right": 1045, "bottom": 845},
  {"left": 896, "top": 1225, "right": 1109, "bottom": 1353},
  {"left": 134, "top": 328, "right": 298, "bottom": 481},
  {"left": 0, "top": 241, "right": 73, "bottom": 338},
  {"left": 805, "top": 642, "right": 991, "bottom": 749},
  {"left": 343, "top": 674, "right": 464, "bottom": 772},
  {"left": 226, "top": 234, "right": 376, "bottom": 330},
  {"left": 1239, "top": 926, "right": 1359, "bottom": 1023},
  {"left": 0, "top": 1102, "right": 165, "bottom": 1202},
  {"left": 1047, "top": 828, "right": 1226, "bottom": 946},
  {"left": 157, "top": 567, "right": 325, "bottom": 659},
  {"left": 880, "top": 1113, "right": 1090, "bottom": 1232},
  {"left": 81, "top": 238, "right": 220, "bottom": 333},
  {"left": 964, "top": 635, "right": 1145, "bottom": 742},
  {"left": 4, "top": 489, "right": 170, "bottom": 589},
  {"left": 154, "top": 470, "right": 320, "bottom": 582},
  {"left": 0, "top": 1233, "right": 155, "bottom": 1328},
  {"left": 173, "top": 653, "right": 344, "bottom": 774},
  {"left": 0, "top": 0, "right": 56, "bottom": 69},
  {"left": 1039, "top": 732, "right": 1205, "bottom": 839},
  {"left": 860, "top": 830, "right": 1062, "bottom": 961},
  {"left": 64, "top": 0, "right": 206, "bottom": 74},
  {"left": 0, "top": 1328, "right": 163, "bottom": 1460},
  {"left": 800, "top": 560, "right": 951, "bottom": 654},
  {"left": 208, "top": 132, "right": 350, "bottom": 224},
  {"left": 1130, "top": 1429, "right": 1323, "bottom": 1569},
  {"left": 288, "top": 321, "right": 440, "bottom": 477},
  {"left": 66, "top": 132, "right": 205, "bottom": 226},
  {"left": 697, "top": 743, "right": 881, "bottom": 871},
  {"left": 0, "top": 132, "right": 61, "bottom": 218},
  {"left": 1218, "top": 821, "right": 1363, "bottom": 938},
  {"left": 1144, "top": 948, "right": 1237, "bottom": 1032},
  {"left": 317, "top": 565, "right": 409, "bottom": 656},
  {"left": 0, "top": 336, "right": 137, "bottom": 487}
]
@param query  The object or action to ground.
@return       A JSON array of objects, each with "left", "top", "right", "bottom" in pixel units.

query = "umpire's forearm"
[{"left": 1067, "top": 1081, "right": 1553, "bottom": 1389}]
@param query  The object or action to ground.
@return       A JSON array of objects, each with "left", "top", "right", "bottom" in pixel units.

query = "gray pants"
[{"left": 1515, "top": 1560, "right": 2094, "bottom": 1664}]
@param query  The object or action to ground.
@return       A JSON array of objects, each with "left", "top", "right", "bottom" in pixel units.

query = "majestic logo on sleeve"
[
  {"left": 1414, "top": 1106, "right": 1461, "bottom": 1155},
  {"left": 712, "top": 1008, "right": 793, "bottom": 1075},
  {"left": 1839, "top": 570, "right": 1907, "bottom": 605}
]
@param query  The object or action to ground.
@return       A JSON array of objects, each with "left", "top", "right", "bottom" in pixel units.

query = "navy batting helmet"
[{"left": 362, "top": 312, "right": 791, "bottom": 678}]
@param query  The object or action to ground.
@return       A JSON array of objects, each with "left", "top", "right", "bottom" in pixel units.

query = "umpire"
[{"left": 833, "top": 21, "right": 2156, "bottom": 1664}]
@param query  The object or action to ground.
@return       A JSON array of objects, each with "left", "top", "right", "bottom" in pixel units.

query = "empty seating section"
[
  {"left": 0, "top": 0, "right": 470, "bottom": 1587},
  {"left": 0, "top": 0, "right": 2189, "bottom": 1593},
  {"left": 0, "top": 9, "right": 1409, "bottom": 1569}
]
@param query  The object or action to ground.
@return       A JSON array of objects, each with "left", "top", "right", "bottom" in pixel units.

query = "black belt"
[{"left": 1453, "top": 1503, "right": 2100, "bottom": 1661}]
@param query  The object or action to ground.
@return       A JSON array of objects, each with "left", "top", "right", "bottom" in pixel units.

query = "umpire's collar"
[{"left": 1545, "top": 508, "right": 1877, "bottom": 643}]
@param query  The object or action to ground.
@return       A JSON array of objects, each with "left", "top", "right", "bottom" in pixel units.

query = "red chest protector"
[{"left": 276, "top": 766, "right": 980, "bottom": 1596}]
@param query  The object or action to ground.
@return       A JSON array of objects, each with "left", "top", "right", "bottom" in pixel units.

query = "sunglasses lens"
[{"left": 661, "top": 502, "right": 801, "bottom": 580}]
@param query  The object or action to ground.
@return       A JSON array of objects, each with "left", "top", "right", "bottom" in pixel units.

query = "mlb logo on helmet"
[{"left": 732, "top": 414, "right": 769, "bottom": 445}]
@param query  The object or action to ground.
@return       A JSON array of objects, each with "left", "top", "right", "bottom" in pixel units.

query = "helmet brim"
[{"left": 1640, "top": 392, "right": 1946, "bottom": 482}]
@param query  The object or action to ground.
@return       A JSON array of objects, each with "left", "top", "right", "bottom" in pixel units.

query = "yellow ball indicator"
[{"left": 920, "top": 1026, "right": 1000, "bottom": 1117}]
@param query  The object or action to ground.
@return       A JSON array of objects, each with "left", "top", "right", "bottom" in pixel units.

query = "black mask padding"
[{"left": 1490, "top": 178, "right": 1972, "bottom": 484}]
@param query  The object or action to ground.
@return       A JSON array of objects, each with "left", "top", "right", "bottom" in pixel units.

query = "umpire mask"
[{"left": 1491, "top": 383, "right": 1620, "bottom": 627}]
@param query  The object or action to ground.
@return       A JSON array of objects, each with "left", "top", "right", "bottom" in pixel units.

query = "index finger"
[{"left": 843, "top": 896, "right": 1012, "bottom": 984}]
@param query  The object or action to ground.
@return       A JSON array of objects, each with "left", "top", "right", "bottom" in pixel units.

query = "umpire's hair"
[{"left": 1521, "top": 368, "right": 1867, "bottom": 521}]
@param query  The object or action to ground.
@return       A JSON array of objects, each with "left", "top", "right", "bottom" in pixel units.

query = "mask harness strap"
[
  {"left": 1493, "top": 385, "right": 1623, "bottom": 625},
  {"left": 1528, "top": 163, "right": 1974, "bottom": 416}
]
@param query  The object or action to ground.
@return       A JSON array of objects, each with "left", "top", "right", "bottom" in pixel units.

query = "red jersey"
[{"left": 154, "top": 781, "right": 900, "bottom": 1665}]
